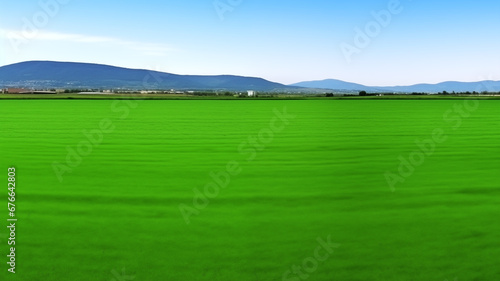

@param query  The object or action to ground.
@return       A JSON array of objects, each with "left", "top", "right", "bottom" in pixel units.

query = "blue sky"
[{"left": 1, "top": 0, "right": 499, "bottom": 86}]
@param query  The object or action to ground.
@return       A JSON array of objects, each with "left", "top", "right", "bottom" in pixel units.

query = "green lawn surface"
[{"left": 0, "top": 100, "right": 499, "bottom": 280}]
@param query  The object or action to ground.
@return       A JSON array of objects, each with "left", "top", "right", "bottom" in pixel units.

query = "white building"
[{"left": 247, "top": 90, "right": 256, "bottom": 97}]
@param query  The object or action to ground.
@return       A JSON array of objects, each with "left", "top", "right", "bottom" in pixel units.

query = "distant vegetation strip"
[{"left": 1, "top": 93, "right": 500, "bottom": 100}]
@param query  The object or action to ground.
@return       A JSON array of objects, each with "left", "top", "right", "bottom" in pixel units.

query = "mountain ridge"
[{"left": 0, "top": 61, "right": 298, "bottom": 91}]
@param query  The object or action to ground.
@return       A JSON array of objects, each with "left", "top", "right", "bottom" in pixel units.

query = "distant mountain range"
[
  {"left": 1, "top": 61, "right": 499, "bottom": 93},
  {"left": 291, "top": 79, "right": 500, "bottom": 93},
  {"left": 0, "top": 61, "right": 298, "bottom": 92}
]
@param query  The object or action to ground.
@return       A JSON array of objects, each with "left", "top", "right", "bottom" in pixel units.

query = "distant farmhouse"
[{"left": 247, "top": 90, "right": 256, "bottom": 97}]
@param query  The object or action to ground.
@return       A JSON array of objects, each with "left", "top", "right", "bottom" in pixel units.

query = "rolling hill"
[{"left": 0, "top": 61, "right": 297, "bottom": 91}]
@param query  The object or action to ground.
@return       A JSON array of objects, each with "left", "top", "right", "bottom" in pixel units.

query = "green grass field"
[{"left": 0, "top": 100, "right": 499, "bottom": 281}]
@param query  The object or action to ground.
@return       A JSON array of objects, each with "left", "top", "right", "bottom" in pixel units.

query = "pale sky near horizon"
[{"left": 1, "top": 0, "right": 499, "bottom": 86}]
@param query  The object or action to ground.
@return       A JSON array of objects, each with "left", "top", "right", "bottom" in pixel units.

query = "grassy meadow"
[{"left": 0, "top": 100, "right": 499, "bottom": 280}]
